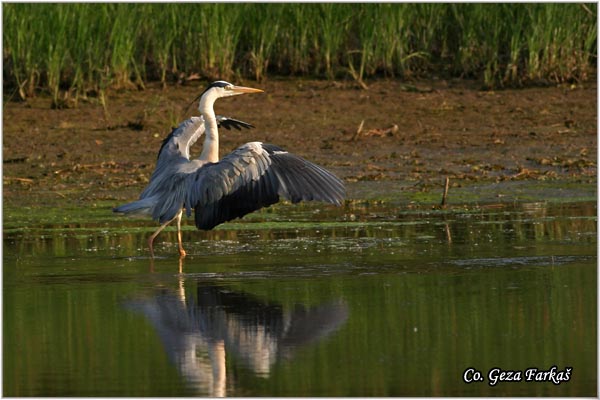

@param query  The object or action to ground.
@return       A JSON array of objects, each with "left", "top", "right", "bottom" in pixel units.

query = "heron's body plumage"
[{"left": 114, "top": 116, "right": 252, "bottom": 218}]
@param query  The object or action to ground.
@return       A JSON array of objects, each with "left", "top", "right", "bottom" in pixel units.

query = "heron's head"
[{"left": 196, "top": 80, "right": 263, "bottom": 113}]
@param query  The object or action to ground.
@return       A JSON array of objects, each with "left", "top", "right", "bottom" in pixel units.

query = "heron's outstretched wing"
[{"left": 185, "top": 142, "right": 345, "bottom": 230}]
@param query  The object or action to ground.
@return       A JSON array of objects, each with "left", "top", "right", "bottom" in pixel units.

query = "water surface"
[{"left": 3, "top": 201, "right": 596, "bottom": 396}]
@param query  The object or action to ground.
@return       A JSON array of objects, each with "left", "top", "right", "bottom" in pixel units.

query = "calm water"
[{"left": 3, "top": 201, "right": 597, "bottom": 396}]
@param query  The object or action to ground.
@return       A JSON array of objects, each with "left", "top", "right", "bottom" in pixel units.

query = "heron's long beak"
[{"left": 230, "top": 85, "right": 264, "bottom": 94}]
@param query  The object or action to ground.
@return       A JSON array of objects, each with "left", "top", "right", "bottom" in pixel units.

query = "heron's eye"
[{"left": 225, "top": 85, "right": 233, "bottom": 91}]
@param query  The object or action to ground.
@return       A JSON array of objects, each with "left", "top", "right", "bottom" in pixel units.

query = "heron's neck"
[{"left": 199, "top": 101, "right": 219, "bottom": 162}]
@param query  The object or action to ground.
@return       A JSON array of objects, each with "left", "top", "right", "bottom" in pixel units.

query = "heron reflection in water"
[{"left": 125, "top": 278, "right": 348, "bottom": 396}]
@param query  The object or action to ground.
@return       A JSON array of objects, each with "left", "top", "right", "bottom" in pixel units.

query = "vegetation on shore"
[{"left": 3, "top": 3, "right": 597, "bottom": 106}]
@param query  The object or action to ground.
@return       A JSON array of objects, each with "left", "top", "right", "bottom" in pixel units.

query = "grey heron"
[
  {"left": 114, "top": 115, "right": 254, "bottom": 256},
  {"left": 115, "top": 80, "right": 345, "bottom": 257}
]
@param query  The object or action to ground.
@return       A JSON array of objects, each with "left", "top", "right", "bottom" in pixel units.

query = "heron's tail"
[{"left": 113, "top": 197, "right": 155, "bottom": 217}]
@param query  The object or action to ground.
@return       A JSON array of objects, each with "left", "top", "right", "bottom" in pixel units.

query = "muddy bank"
[{"left": 3, "top": 78, "right": 597, "bottom": 209}]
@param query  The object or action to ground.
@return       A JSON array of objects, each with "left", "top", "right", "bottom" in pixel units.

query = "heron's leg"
[
  {"left": 148, "top": 217, "right": 176, "bottom": 258},
  {"left": 176, "top": 210, "right": 187, "bottom": 258}
]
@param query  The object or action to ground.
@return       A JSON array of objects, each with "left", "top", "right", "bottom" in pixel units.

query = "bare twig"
[
  {"left": 364, "top": 124, "right": 399, "bottom": 137},
  {"left": 351, "top": 119, "right": 365, "bottom": 141},
  {"left": 441, "top": 177, "right": 450, "bottom": 207},
  {"left": 4, "top": 176, "right": 34, "bottom": 183}
]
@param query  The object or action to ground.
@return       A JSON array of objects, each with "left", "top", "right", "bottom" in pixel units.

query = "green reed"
[
  {"left": 3, "top": 3, "right": 42, "bottom": 99},
  {"left": 2, "top": 3, "right": 596, "bottom": 102},
  {"left": 272, "top": 4, "right": 314, "bottom": 75},
  {"left": 241, "top": 4, "right": 282, "bottom": 81}
]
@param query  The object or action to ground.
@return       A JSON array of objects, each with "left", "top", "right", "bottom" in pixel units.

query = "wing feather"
[{"left": 185, "top": 142, "right": 345, "bottom": 230}]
